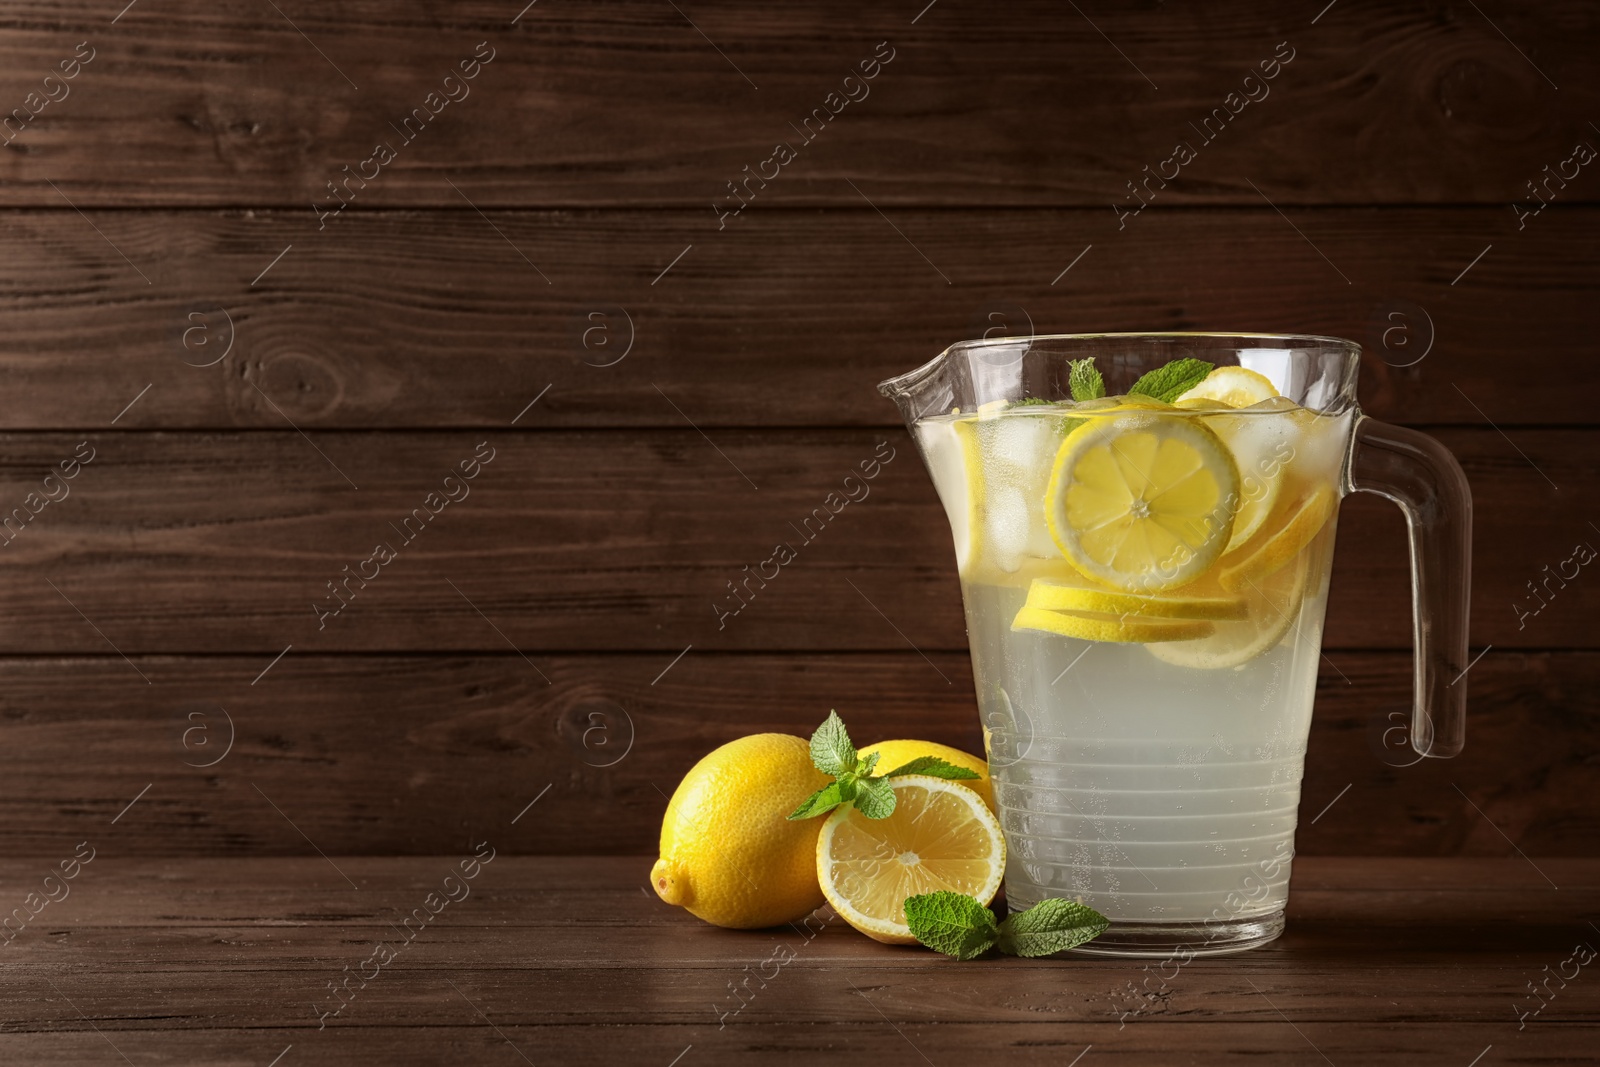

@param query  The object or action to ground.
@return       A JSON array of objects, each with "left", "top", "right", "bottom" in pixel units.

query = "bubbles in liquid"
[
  {"left": 985, "top": 485, "right": 1030, "bottom": 572},
  {"left": 937, "top": 403, "right": 1350, "bottom": 922}
]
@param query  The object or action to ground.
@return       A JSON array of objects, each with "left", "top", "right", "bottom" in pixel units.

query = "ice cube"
[
  {"left": 985, "top": 485, "right": 1031, "bottom": 573},
  {"left": 985, "top": 414, "right": 1057, "bottom": 474}
]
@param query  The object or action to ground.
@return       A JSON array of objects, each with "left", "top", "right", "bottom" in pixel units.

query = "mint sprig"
[
  {"left": 903, "top": 891, "right": 1110, "bottom": 959},
  {"left": 786, "top": 711, "right": 981, "bottom": 822},
  {"left": 1068, "top": 358, "right": 1106, "bottom": 402},
  {"left": 852, "top": 775, "right": 896, "bottom": 819},
  {"left": 1127, "top": 357, "right": 1213, "bottom": 403},
  {"left": 995, "top": 898, "right": 1110, "bottom": 957},
  {"left": 902, "top": 891, "right": 1000, "bottom": 960},
  {"left": 879, "top": 755, "right": 978, "bottom": 779},
  {"left": 809, "top": 711, "right": 857, "bottom": 775},
  {"left": 786, "top": 781, "right": 848, "bottom": 820}
]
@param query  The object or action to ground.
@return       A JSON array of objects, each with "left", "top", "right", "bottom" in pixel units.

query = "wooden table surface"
[{"left": 2, "top": 856, "right": 1595, "bottom": 1065}]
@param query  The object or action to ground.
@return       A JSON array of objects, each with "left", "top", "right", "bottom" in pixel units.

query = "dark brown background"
[{"left": 1, "top": 0, "right": 1596, "bottom": 864}]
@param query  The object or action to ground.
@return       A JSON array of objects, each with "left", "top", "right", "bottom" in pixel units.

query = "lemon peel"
[
  {"left": 1174, "top": 365, "right": 1281, "bottom": 408},
  {"left": 1024, "top": 578, "right": 1249, "bottom": 621},
  {"left": 1219, "top": 485, "right": 1335, "bottom": 593},
  {"left": 1011, "top": 605, "right": 1216, "bottom": 643}
]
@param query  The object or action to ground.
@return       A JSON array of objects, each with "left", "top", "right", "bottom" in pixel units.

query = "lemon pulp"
[
  {"left": 1044, "top": 413, "right": 1240, "bottom": 592},
  {"left": 817, "top": 775, "right": 1004, "bottom": 944},
  {"left": 1148, "top": 554, "right": 1314, "bottom": 669},
  {"left": 1220, "top": 485, "right": 1336, "bottom": 593}
]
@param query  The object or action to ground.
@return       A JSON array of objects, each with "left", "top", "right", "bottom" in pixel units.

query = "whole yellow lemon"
[
  {"left": 651, "top": 733, "right": 830, "bottom": 929},
  {"left": 857, "top": 739, "right": 994, "bottom": 813}
]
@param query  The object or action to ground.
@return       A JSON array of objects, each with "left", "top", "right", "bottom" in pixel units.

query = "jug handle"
[{"left": 1346, "top": 416, "right": 1473, "bottom": 758}]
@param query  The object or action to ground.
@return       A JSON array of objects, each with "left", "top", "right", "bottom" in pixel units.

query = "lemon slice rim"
[
  {"left": 950, "top": 417, "right": 985, "bottom": 575},
  {"left": 1175, "top": 365, "right": 1281, "bottom": 408},
  {"left": 1148, "top": 553, "right": 1311, "bottom": 669},
  {"left": 1012, "top": 604, "right": 1216, "bottom": 643},
  {"left": 1024, "top": 578, "right": 1249, "bottom": 621},
  {"left": 816, "top": 773, "right": 1005, "bottom": 945},
  {"left": 1224, "top": 471, "right": 1283, "bottom": 553},
  {"left": 1219, "top": 485, "right": 1336, "bottom": 593},
  {"left": 1044, "top": 412, "right": 1241, "bottom": 593},
  {"left": 1206, "top": 409, "right": 1290, "bottom": 553}
]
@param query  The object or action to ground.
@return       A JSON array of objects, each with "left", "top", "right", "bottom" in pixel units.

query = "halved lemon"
[
  {"left": 817, "top": 774, "right": 1005, "bottom": 944},
  {"left": 1219, "top": 485, "right": 1336, "bottom": 593},
  {"left": 1012, "top": 605, "right": 1214, "bottom": 643},
  {"left": 1023, "top": 577, "right": 1248, "bottom": 621},
  {"left": 1175, "top": 366, "right": 1280, "bottom": 408},
  {"left": 1148, "top": 554, "right": 1310, "bottom": 669},
  {"left": 1044, "top": 413, "right": 1240, "bottom": 592}
]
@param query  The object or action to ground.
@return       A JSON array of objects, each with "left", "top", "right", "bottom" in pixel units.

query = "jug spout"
[
  {"left": 877, "top": 351, "right": 949, "bottom": 426},
  {"left": 878, "top": 338, "right": 1038, "bottom": 428}
]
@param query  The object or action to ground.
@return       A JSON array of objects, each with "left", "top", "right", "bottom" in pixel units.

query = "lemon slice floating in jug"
[
  {"left": 1174, "top": 365, "right": 1280, "bottom": 408},
  {"left": 1148, "top": 554, "right": 1312, "bottom": 670},
  {"left": 1011, "top": 605, "right": 1216, "bottom": 643},
  {"left": 1009, "top": 575, "right": 1244, "bottom": 643},
  {"left": 1044, "top": 413, "right": 1240, "bottom": 592},
  {"left": 1022, "top": 579, "right": 1249, "bottom": 620},
  {"left": 1206, "top": 410, "right": 1294, "bottom": 553},
  {"left": 1175, "top": 367, "right": 1291, "bottom": 550},
  {"left": 1219, "top": 485, "right": 1336, "bottom": 593}
]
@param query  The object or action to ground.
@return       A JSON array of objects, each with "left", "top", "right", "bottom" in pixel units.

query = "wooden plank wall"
[{"left": 0, "top": 0, "right": 1595, "bottom": 857}]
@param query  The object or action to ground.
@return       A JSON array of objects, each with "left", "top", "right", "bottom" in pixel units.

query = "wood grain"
[
  {"left": 0, "top": 1025, "right": 1588, "bottom": 1067},
  {"left": 0, "top": 857, "right": 1592, "bottom": 1066},
  {"left": 0, "top": 2, "right": 1593, "bottom": 207},
  {"left": 0, "top": 208, "right": 1594, "bottom": 429},
  {"left": 0, "top": 428, "right": 1590, "bottom": 654},
  {"left": 0, "top": 651, "right": 1590, "bottom": 856}
]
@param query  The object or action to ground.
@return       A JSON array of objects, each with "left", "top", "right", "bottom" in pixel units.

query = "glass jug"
[{"left": 878, "top": 334, "right": 1471, "bottom": 956}]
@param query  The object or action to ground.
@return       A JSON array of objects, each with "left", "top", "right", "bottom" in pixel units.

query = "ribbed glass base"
[{"left": 1063, "top": 912, "right": 1285, "bottom": 958}]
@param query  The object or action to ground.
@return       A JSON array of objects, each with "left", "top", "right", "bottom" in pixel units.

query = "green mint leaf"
[
  {"left": 881, "top": 756, "right": 981, "bottom": 781},
  {"left": 1127, "top": 358, "right": 1213, "bottom": 404},
  {"left": 903, "top": 891, "right": 1000, "bottom": 960},
  {"left": 995, "top": 898, "right": 1110, "bottom": 957},
  {"left": 1068, "top": 358, "right": 1106, "bottom": 402},
  {"left": 836, "top": 777, "right": 858, "bottom": 803},
  {"left": 786, "top": 782, "right": 845, "bottom": 821},
  {"left": 857, "top": 751, "right": 881, "bottom": 777},
  {"left": 809, "top": 711, "right": 858, "bottom": 777},
  {"left": 1012, "top": 397, "right": 1054, "bottom": 407},
  {"left": 853, "top": 775, "right": 896, "bottom": 819}
]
